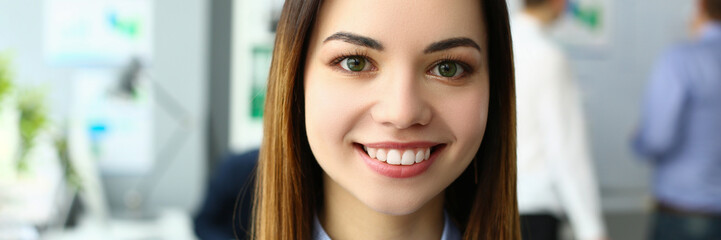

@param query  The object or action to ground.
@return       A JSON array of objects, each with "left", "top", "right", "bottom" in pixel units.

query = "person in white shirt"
[{"left": 512, "top": 0, "right": 607, "bottom": 240}]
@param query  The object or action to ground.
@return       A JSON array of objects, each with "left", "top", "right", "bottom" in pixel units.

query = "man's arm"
[{"left": 633, "top": 49, "right": 689, "bottom": 161}]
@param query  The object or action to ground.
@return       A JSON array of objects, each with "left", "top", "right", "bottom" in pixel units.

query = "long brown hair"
[{"left": 252, "top": 0, "right": 518, "bottom": 239}]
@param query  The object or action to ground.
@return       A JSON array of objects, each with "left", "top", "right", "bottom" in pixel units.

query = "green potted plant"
[
  {"left": 0, "top": 55, "right": 79, "bottom": 188},
  {"left": 0, "top": 55, "right": 82, "bottom": 232},
  {"left": 0, "top": 54, "right": 20, "bottom": 181},
  {"left": 15, "top": 88, "right": 49, "bottom": 172}
]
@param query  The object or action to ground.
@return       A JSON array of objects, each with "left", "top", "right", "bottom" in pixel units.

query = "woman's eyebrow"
[
  {"left": 323, "top": 32, "right": 384, "bottom": 51},
  {"left": 424, "top": 37, "right": 481, "bottom": 54}
]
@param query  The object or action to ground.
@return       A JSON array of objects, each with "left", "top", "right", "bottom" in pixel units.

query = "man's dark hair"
[
  {"left": 524, "top": 0, "right": 550, "bottom": 8},
  {"left": 706, "top": 0, "right": 721, "bottom": 21}
]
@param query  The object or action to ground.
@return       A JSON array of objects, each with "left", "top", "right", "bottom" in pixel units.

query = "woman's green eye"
[
  {"left": 432, "top": 61, "right": 465, "bottom": 78},
  {"left": 341, "top": 56, "right": 367, "bottom": 72}
]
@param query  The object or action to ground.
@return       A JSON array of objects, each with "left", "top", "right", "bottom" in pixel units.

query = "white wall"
[
  {"left": 142, "top": 0, "right": 207, "bottom": 213},
  {"left": 0, "top": 0, "right": 208, "bottom": 214}
]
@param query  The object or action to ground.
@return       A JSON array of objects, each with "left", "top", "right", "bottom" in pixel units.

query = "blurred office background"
[{"left": 0, "top": 0, "right": 699, "bottom": 239}]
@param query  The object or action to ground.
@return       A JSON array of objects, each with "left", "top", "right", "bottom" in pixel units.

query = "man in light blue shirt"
[{"left": 633, "top": 0, "right": 721, "bottom": 239}]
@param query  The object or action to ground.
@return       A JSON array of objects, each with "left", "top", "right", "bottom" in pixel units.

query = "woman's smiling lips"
[{"left": 355, "top": 142, "right": 446, "bottom": 178}]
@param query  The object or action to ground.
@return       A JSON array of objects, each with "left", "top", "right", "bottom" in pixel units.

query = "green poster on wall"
[{"left": 250, "top": 44, "right": 272, "bottom": 119}]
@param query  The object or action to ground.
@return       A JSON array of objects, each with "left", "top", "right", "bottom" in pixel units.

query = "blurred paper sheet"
[
  {"left": 71, "top": 69, "right": 153, "bottom": 176},
  {"left": 44, "top": 0, "right": 153, "bottom": 67}
]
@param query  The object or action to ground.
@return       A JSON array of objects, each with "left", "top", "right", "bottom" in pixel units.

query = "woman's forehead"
[{"left": 312, "top": 0, "right": 486, "bottom": 51}]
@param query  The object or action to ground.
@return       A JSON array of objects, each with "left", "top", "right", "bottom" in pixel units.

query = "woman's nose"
[{"left": 370, "top": 68, "right": 432, "bottom": 129}]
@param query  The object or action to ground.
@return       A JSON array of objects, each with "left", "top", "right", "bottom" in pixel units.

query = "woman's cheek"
[
  {"left": 304, "top": 67, "right": 366, "bottom": 159},
  {"left": 438, "top": 82, "right": 489, "bottom": 146}
]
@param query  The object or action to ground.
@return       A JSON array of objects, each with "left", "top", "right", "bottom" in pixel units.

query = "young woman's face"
[{"left": 304, "top": 0, "right": 489, "bottom": 215}]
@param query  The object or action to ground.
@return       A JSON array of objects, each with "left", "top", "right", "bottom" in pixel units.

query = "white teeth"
[
  {"left": 415, "top": 150, "right": 424, "bottom": 163},
  {"left": 401, "top": 150, "right": 415, "bottom": 165},
  {"left": 387, "top": 150, "right": 401, "bottom": 165},
  {"left": 368, "top": 148, "right": 377, "bottom": 159},
  {"left": 376, "top": 149, "right": 387, "bottom": 162},
  {"left": 363, "top": 146, "right": 433, "bottom": 165}
]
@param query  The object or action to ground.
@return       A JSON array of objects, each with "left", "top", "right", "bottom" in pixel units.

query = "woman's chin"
[
  {"left": 359, "top": 193, "right": 437, "bottom": 216},
  {"left": 367, "top": 202, "right": 425, "bottom": 216}
]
